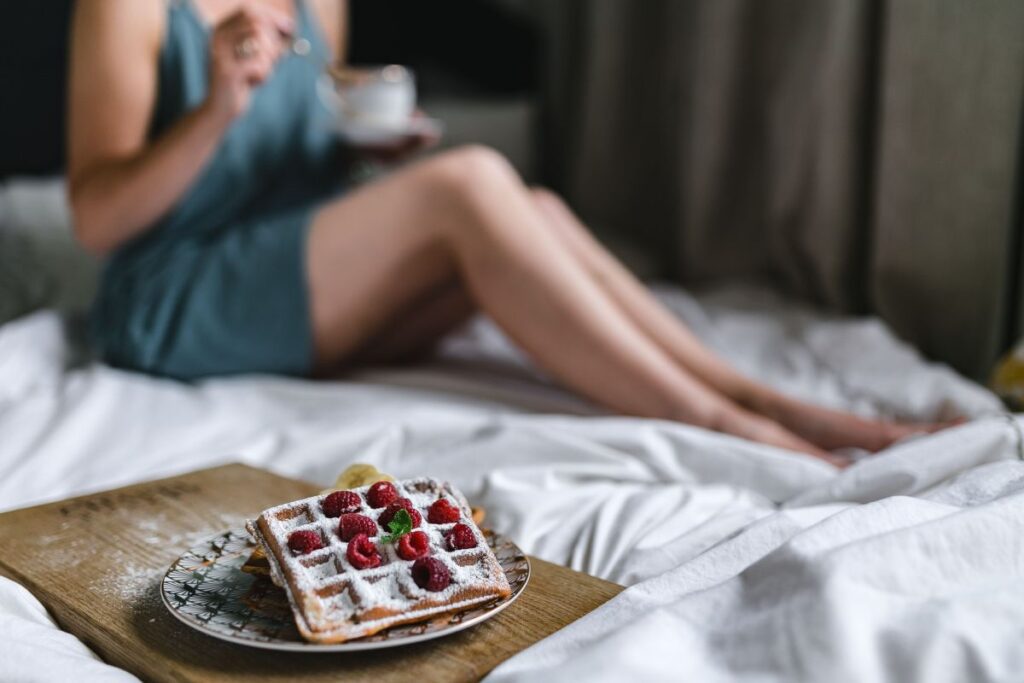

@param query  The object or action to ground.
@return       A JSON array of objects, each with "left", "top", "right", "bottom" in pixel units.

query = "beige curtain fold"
[
  {"left": 871, "top": 0, "right": 1024, "bottom": 378},
  {"left": 541, "top": 0, "right": 1024, "bottom": 380}
]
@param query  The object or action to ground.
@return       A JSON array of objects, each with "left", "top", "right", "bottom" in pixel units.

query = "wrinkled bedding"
[{"left": 0, "top": 285, "right": 1017, "bottom": 683}]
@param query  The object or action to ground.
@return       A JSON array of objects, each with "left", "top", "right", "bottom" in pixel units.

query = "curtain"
[{"left": 539, "top": 0, "right": 1024, "bottom": 380}]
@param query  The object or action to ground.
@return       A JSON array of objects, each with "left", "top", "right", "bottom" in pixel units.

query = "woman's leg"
[
  {"left": 307, "top": 146, "right": 830, "bottom": 458},
  {"left": 344, "top": 282, "right": 474, "bottom": 367},
  {"left": 528, "top": 187, "right": 949, "bottom": 451}
]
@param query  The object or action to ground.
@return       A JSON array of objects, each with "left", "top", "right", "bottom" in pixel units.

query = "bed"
[{"left": 1, "top": 183, "right": 1021, "bottom": 682}]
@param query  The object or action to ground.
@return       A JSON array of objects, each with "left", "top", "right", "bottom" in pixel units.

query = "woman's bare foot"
[
  {"left": 752, "top": 392, "right": 961, "bottom": 453},
  {"left": 709, "top": 403, "right": 852, "bottom": 467}
]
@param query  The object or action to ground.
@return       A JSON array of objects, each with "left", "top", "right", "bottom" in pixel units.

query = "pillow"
[
  {"left": 0, "top": 229, "right": 48, "bottom": 323},
  {"left": 0, "top": 177, "right": 98, "bottom": 326}
]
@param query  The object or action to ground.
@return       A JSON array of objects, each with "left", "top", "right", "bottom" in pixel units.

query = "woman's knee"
[
  {"left": 439, "top": 144, "right": 516, "bottom": 178},
  {"left": 530, "top": 186, "right": 594, "bottom": 247},
  {"left": 528, "top": 186, "right": 573, "bottom": 231},
  {"left": 420, "top": 145, "right": 521, "bottom": 207},
  {"left": 529, "top": 186, "right": 564, "bottom": 212}
]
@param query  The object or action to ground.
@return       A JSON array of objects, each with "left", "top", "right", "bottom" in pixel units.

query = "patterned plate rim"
[{"left": 160, "top": 527, "right": 531, "bottom": 652}]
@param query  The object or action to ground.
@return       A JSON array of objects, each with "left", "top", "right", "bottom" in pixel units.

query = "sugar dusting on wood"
[{"left": 82, "top": 515, "right": 247, "bottom": 606}]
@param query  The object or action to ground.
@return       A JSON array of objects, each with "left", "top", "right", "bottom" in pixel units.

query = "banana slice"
[
  {"left": 992, "top": 349, "right": 1024, "bottom": 410},
  {"left": 322, "top": 463, "right": 395, "bottom": 494},
  {"left": 471, "top": 507, "right": 486, "bottom": 526}
]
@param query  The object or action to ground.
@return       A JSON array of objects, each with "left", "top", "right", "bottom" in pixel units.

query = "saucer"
[{"left": 333, "top": 117, "right": 443, "bottom": 146}]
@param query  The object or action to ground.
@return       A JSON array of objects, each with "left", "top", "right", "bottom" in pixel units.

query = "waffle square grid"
[{"left": 247, "top": 477, "right": 512, "bottom": 643}]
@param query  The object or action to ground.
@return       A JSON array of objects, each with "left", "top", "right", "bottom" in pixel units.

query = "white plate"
[
  {"left": 333, "top": 117, "right": 444, "bottom": 146},
  {"left": 160, "top": 527, "right": 529, "bottom": 652}
]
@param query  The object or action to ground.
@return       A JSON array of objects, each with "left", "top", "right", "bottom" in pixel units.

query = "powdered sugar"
[
  {"left": 95, "top": 563, "right": 164, "bottom": 604},
  {"left": 135, "top": 514, "right": 245, "bottom": 546},
  {"left": 248, "top": 477, "right": 512, "bottom": 642},
  {"left": 88, "top": 519, "right": 246, "bottom": 606}
]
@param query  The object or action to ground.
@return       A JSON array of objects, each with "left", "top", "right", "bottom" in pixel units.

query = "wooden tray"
[{"left": 0, "top": 464, "right": 622, "bottom": 682}]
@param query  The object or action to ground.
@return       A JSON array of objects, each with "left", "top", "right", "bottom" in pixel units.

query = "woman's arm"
[{"left": 67, "top": 0, "right": 293, "bottom": 255}]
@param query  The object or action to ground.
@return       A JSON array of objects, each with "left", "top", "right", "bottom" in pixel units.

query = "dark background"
[{"left": 0, "top": 1, "right": 75, "bottom": 177}]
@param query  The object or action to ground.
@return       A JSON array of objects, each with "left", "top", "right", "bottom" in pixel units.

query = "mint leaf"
[{"left": 380, "top": 508, "right": 413, "bottom": 544}]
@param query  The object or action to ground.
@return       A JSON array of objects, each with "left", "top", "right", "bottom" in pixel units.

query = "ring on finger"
[{"left": 235, "top": 37, "right": 258, "bottom": 59}]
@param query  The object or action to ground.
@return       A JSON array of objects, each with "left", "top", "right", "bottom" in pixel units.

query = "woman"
[{"left": 68, "top": 0, "right": 943, "bottom": 464}]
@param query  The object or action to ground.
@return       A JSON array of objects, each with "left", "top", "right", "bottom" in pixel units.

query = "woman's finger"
[
  {"left": 243, "top": 53, "right": 274, "bottom": 86},
  {"left": 219, "top": 7, "right": 261, "bottom": 36},
  {"left": 223, "top": 4, "right": 295, "bottom": 43},
  {"left": 228, "top": 27, "right": 283, "bottom": 69},
  {"left": 232, "top": 33, "right": 260, "bottom": 61},
  {"left": 254, "top": 21, "right": 284, "bottom": 62},
  {"left": 219, "top": 5, "right": 290, "bottom": 54},
  {"left": 234, "top": 23, "right": 286, "bottom": 66},
  {"left": 252, "top": 3, "right": 295, "bottom": 38}
]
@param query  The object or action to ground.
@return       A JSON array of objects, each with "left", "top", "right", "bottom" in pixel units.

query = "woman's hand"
[{"left": 205, "top": 4, "right": 295, "bottom": 122}]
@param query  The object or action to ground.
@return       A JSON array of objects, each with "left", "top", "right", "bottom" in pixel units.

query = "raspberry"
[
  {"left": 338, "top": 513, "right": 377, "bottom": 541},
  {"left": 396, "top": 530, "right": 430, "bottom": 561},
  {"left": 366, "top": 481, "right": 399, "bottom": 508},
  {"left": 378, "top": 498, "right": 422, "bottom": 529},
  {"left": 427, "top": 498, "right": 461, "bottom": 524},
  {"left": 287, "top": 530, "right": 323, "bottom": 555},
  {"left": 322, "top": 490, "right": 361, "bottom": 517},
  {"left": 411, "top": 557, "right": 450, "bottom": 591},
  {"left": 346, "top": 533, "right": 381, "bottom": 569},
  {"left": 445, "top": 523, "right": 477, "bottom": 550}
]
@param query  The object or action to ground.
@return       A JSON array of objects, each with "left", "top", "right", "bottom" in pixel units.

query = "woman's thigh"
[{"left": 306, "top": 146, "right": 498, "bottom": 368}]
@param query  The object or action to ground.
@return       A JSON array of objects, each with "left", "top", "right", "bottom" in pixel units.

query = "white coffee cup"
[{"left": 324, "top": 64, "right": 416, "bottom": 130}]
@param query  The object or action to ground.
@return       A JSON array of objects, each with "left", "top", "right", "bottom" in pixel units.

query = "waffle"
[{"left": 246, "top": 477, "right": 512, "bottom": 643}]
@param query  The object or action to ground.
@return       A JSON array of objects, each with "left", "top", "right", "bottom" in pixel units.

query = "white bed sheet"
[{"left": 0, "top": 285, "right": 1017, "bottom": 683}]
